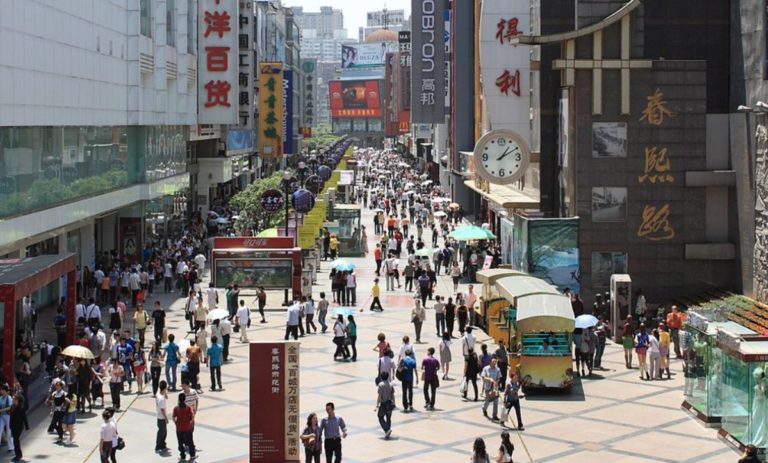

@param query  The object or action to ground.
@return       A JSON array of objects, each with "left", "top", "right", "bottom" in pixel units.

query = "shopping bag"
[
  {"left": 499, "top": 406, "right": 509, "bottom": 422},
  {"left": 460, "top": 377, "right": 468, "bottom": 394}
]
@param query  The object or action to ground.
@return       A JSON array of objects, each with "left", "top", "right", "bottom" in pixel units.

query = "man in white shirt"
[
  {"left": 86, "top": 298, "right": 101, "bottom": 330},
  {"left": 433, "top": 296, "right": 446, "bottom": 337},
  {"left": 219, "top": 318, "right": 232, "bottom": 361},
  {"left": 346, "top": 272, "right": 357, "bottom": 305},
  {"left": 75, "top": 298, "right": 87, "bottom": 323},
  {"left": 284, "top": 302, "right": 301, "bottom": 341},
  {"left": 163, "top": 261, "right": 173, "bottom": 293},
  {"left": 236, "top": 301, "right": 250, "bottom": 343},
  {"left": 385, "top": 256, "right": 397, "bottom": 291},
  {"left": 461, "top": 326, "right": 476, "bottom": 359},
  {"left": 206, "top": 283, "right": 218, "bottom": 310},
  {"left": 129, "top": 270, "right": 141, "bottom": 307},
  {"left": 194, "top": 253, "right": 207, "bottom": 273},
  {"left": 387, "top": 237, "right": 398, "bottom": 256},
  {"left": 155, "top": 380, "right": 169, "bottom": 453}
]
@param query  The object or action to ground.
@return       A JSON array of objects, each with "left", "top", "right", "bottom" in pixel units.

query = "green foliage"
[
  {"left": 25, "top": 178, "right": 74, "bottom": 209},
  {"left": 229, "top": 171, "right": 288, "bottom": 234},
  {"left": 304, "top": 133, "right": 340, "bottom": 153}
]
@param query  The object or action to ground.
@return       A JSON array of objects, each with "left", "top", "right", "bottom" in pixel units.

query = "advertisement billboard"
[
  {"left": 411, "top": 0, "right": 446, "bottom": 123},
  {"left": 198, "top": 0, "right": 238, "bottom": 124},
  {"left": 341, "top": 43, "right": 396, "bottom": 69},
  {"left": 258, "top": 63, "right": 284, "bottom": 159},
  {"left": 250, "top": 342, "right": 301, "bottom": 461},
  {"left": 527, "top": 218, "right": 580, "bottom": 295},
  {"left": 329, "top": 81, "right": 382, "bottom": 118},
  {"left": 283, "top": 70, "right": 294, "bottom": 154},
  {"left": 300, "top": 59, "right": 317, "bottom": 127},
  {"left": 215, "top": 258, "right": 293, "bottom": 288}
]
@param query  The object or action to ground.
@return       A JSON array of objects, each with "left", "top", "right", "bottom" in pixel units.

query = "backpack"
[{"left": 395, "top": 360, "right": 406, "bottom": 381}]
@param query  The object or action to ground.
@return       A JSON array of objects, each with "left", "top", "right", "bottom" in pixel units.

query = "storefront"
[{"left": 0, "top": 254, "right": 76, "bottom": 382}]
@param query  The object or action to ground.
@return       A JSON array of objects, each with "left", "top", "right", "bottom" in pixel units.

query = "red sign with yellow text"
[{"left": 329, "top": 80, "right": 381, "bottom": 118}]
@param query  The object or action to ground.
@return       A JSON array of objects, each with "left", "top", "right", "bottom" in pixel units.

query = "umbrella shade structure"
[
  {"left": 207, "top": 308, "right": 230, "bottom": 321},
  {"left": 62, "top": 345, "right": 95, "bottom": 360},
  {"left": 331, "top": 259, "right": 356, "bottom": 272},
  {"left": 448, "top": 225, "right": 496, "bottom": 241},
  {"left": 207, "top": 210, "right": 220, "bottom": 217},
  {"left": 414, "top": 247, "right": 434, "bottom": 258},
  {"left": 421, "top": 180, "right": 433, "bottom": 186},
  {"left": 434, "top": 211, "right": 447, "bottom": 218},
  {"left": 449, "top": 202, "right": 460, "bottom": 209},
  {"left": 373, "top": 208, "right": 384, "bottom": 213},
  {"left": 574, "top": 314, "right": 599, "bottom": 329}
]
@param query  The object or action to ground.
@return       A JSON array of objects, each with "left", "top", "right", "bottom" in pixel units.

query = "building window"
[
  {"left": 167, "top": 0, "right": 176, "bottom": 47},
  {"left": 187, "top": 0, "right": 196, "bottom": 54},
  {"left": 140, "top": 0, "right": 152, "bottom": 37}
]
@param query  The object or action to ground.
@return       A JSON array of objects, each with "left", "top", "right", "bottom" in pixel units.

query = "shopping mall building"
[{"left": 0, "top": 1, "right": 197, "bottom": 308}]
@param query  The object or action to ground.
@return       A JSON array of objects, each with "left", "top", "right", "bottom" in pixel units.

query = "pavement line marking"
[{"left": 82, "top": 391, "right": 141, "bottom": 462}]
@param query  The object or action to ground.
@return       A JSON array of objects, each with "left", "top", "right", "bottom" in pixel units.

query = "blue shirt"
[
  {"left": 208, "top": 343, "right": 223, "bottom": 367},
  {"left": 117, "top": 344, "right": 134, "bottom": 365},
  {"left": 402, "top": 356, "right": 416, "bottom": 382},
  {"left": 165, "top": 342, "right": 180, "bottom": 366},
  {"left": 320, "top": 415, "right": 347, "bottom": 439}
]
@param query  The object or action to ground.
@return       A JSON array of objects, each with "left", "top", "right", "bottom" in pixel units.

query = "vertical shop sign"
[
  {"left": 250, "top": 342, "right": 300, "bottom": 461},
  {"left": 301, "top": 59, "right": 317, "bottom": 128},
  {"left": 238, "top": 1, "right": 254, "bottom": 128},
  {"left": 258, "top": 63, "right": 284, "bottom": 159},
  {"left": 411, "top": 0, "right": 446, "bottom": 123},
  {"left": 283, "top": 70, "right": 294, "bottom": 155},
  {"left": 199, "top": 0, "right": 238, "bottom": 123}
]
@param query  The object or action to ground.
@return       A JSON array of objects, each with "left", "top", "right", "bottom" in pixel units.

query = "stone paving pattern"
[{"left": 8, "top": 205, "right": 739, "bottom": 463}]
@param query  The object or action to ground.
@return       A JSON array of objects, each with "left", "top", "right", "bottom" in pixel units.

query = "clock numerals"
[
  {"left": 499, "top": 168, "right": 505, "bottom": 177},
  {"left": 515, "top": 153, "right": 521, "bottom": 162},
  {"left": 482, "top": 153, "right": 488, "bottom": 162}
]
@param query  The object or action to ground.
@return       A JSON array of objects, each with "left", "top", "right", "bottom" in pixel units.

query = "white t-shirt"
[
  {"left": 156, "top": 393, "right": 167, "bottom": 420},
  {"left": 206, "top": 287, "right": 218, "bottom": 309},
  {"left": 333, "top": 321, "right": 346, "bottom": 337},
  {"left": 397, "top": 343, "right": 415, "bottom": 361},
  {"left": 164, "top": 263, "right": 173, "bottom": 278},
  {"left": 194, "top": 254, "right": 207, "bottom": 269},
  {"left": 462, "top": 333, "right": 476, "bottom": 356},
  {"left": 100, "top": 420, "right": 118, "bottom": 443},
  {"left": 236, "top": 305, "right": 250, "bottom": 325}
]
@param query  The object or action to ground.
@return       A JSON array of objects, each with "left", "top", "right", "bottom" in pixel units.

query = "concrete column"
[{"left": 80, "top": 223, "right": 96, "bottom": 271}]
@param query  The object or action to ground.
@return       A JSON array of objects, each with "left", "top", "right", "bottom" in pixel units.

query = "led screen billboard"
[{"left": 329, "top": 80, "right": 382, "bottom": 117}]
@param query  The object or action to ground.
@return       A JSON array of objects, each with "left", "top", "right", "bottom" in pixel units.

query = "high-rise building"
[
  {"left": 359, "top": 8, "right": 410, "bottom": 43},
  {"left": 291, "top": 6, "right": 350, "bottom": 127},
  {"left": 0, "top": 0, "right": 197, "bottom": 281}
]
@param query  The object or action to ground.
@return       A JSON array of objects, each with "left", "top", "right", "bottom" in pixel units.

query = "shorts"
[{"left": 63, "top": 411, "right": 77, "bottom": 425}]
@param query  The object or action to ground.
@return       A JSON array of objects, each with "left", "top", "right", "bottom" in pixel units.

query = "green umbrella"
[
  {"left": 414, "top": 247, "right": 434, "bottom": 258},
  {"left": 448, "top": 225, "right": 496, "bottom": 241}
]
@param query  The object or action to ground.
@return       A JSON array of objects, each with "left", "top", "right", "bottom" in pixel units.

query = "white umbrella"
[
  {"left": 207, "top": 308, "right": 230, "bottom": 321},
  {"left": 434, "top": 211, "right": 447, "bottom": 218},
  {"left": 216, "top": 217, "right": 230, "bottom": 224},
  {"left": 575, "top": 314, "right": 599, "bottom": 329},
  {"left": 421, "top": 180, "right": 433, "bottom": 186}
]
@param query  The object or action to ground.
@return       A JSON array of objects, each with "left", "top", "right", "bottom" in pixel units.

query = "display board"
[{"left": 215, "top": 258, "right": 293, "bottom": 288}]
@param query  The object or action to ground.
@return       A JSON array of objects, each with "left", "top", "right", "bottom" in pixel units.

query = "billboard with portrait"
[
  {"left": 341, "top": 43, "right": 395, "bottom": 69},
  {"left": 215, "top": 259, "right": 293, "bottom": 288},
  {"left": 329, "top": 81, "right": 382, "bottom": 117}
]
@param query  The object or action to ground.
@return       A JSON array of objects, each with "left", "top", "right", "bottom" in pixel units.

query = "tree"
[{"left": 229, "top": 171, "right": 287, "bottom": 234}]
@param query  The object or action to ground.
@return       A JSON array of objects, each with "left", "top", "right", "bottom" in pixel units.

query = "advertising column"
[
  {"left": 258, "top": 63, "right": 285, "bottom": 161},
  {"left": 250, "top": 342, "right": 301, "bottom": 461}
]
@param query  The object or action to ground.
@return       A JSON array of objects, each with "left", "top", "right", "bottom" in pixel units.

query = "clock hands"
[{"left": 496, "top": 147, "right": 512, "bottom": 161}]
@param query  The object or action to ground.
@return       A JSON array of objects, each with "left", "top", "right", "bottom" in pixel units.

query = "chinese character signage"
[
  {"left": 283, "top": 70, "right": 294, "bottom": 155},
  {"left": 411, "top": 0, "right": 446, "bottom": 123},
  {"left": 300, "top": 59, "right": 317, "bottom": 128},
  {"left": 198, "top": 0, "right": 238, "bottom": 124},
  {"left": 636, "top": 88, "right": 677, "bottom": 242},
  {"left": 250, "top": 342, "right": 301, "bottom": 462},
  {"left": 238, "top": 1, "right": 254, "bottom": 129},
  {"left": 258, "top": 63, "right": 284, "bottom": 159},
  {"left": 478, "top": 0, "right": 531, "bottom": 144}
]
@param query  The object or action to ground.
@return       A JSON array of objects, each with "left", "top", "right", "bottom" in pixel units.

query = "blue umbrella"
[
  {"left": 331, "top": 259, "right": 355, "bottom": 272},
  {"left": 575, "top": 314, "right": 599, "bottom": 329}
]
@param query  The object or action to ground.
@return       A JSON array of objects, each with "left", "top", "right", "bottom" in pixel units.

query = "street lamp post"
[{"left": 282, "top": 170, "right": 292, "bottom": 238}]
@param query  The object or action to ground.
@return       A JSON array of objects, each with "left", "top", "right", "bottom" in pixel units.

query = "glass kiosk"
[
  {"left": 717, "top": 328, "right": 768, "bottom": 452},
  {"left": 331, "top": 205, "right": 362, "bottom": 257},
  {"left": 682, "top": 310, "right": 755, "bottom": 424}
]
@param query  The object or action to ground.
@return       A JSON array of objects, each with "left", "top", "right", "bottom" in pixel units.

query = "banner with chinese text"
[
  {"left": 258, "top": 63, "right": 284, "bottom": 159},
  {"left": 411, "top": 0, "right": 446, "bottom": 123},
  {"left": 249, "top": 342, "right": 300, "bottom": 461},
  {"left": 198, "top": 0, "right": 238, "bottom": 124}
]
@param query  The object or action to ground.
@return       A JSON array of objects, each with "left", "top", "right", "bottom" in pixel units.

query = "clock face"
[{"left": 473, "top": 130, "right": 530, "bottom": 185}]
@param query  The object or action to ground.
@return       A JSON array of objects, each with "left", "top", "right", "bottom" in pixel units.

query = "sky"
[{"left": 282, "top": 0, "right": 411, "bottom": 39}]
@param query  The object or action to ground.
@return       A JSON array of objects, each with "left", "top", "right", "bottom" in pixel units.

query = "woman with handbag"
[
  {"left": 346, "top": 315, "right": 358, "bottom": 361},
  {"left": 99, "top": 408, "right": 118, "bottom": 463},
  {"left": 500, "top": 374, "right": 524, "bottom": 430},
  {"left": 301, "top": 413, "right": 322, "bottom": 463},
  {"left": 184, "top": 290, "right": 196, "bottom": 333},
  {"left": 133, "top": 348, "right": 147, "bottom": 394}
]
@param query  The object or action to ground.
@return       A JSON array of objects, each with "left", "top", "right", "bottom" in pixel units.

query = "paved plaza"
[{"left": 10, "top": 208, "right": 739, "bottom": 463}]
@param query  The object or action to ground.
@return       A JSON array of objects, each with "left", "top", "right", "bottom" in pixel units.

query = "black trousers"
[
  {"left": 401, "top": 379, "right": 413, "bottom": 408},
  {"left": 333, "top": 337, "right": 348, "bottom": 358},
  {"left": 156, "top": 418, "right": 167, "bottom": 451},
  {"left": 210, "top": 365, "right": 222, "bottom": 389},
  {"left": 188, "top": 361, "right": 200, "bottom": 389},
  {"left": 285, "top": 324, "right": 299, "bottom": 340},
  {"left": 151, "top": 366, "right": 162, "bottom": 395},
  {"left": 223, "top": 334, "right": 230, "bottom": 360},
  {"left": 423, "top": 380, "right": 437, "bottom": 407},
  {"left": 325, "top": 438, "right": 342, "bottom": 463},
  {"left": 177, "top": 430, "right": 196, "bottom": 457},
  {"left": 11, "top": 428, "right": 21, "bottom": 459}
]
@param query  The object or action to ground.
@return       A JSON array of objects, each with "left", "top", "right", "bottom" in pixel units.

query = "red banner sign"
[
  {"left": 250, "top": 342, "right": 301, "bottom": 461},
  {"left": 213, "top": 237, "right": 295, "bottom": 249}
]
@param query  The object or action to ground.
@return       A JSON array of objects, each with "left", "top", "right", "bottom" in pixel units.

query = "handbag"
[
  {"left": 233, "top": 323, "right": 240, "bottom": 333},
  {"left": 395, "top": 361, "right": 406, "bottom": 381},
  {"left": 460, "top": 377, "right": 468, "bottom": 394},
  {"left": 116, "top": 437, "right": 126, "bottom": 450},
  {"left": 184, "top": 312, "right": 191, "bottom": 320}
]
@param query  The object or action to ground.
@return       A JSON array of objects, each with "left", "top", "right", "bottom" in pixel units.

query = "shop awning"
[
  {"left": 517, "top": 294, "right": 575, "bottom": 323},
  {"left": 476, "top": 269, "right": 526, "bottom": 286},
  {"left": 494, "top": 275, "right": 561, "bottom": 302},
  {"left": 464, "top": 180, "right": 540, "bottom": 209}
]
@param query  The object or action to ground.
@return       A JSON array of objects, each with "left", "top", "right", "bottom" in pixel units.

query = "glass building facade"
[{"left": 0, "top": 126, "right": 188, "bottom": 218}]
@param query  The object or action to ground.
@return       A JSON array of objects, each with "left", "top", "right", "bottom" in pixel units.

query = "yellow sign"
[
  {"left": 258, "top": 62, "right": 284, "bottom": 159},
  {"left": 639, "top": 88, "right": 675, "bottom": 126},
  {"left": 638, "top": 146, "right": 674, "bottom": 184},
  {"left": 637, "top": 204, "right": 675, "bottom": 241}
]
